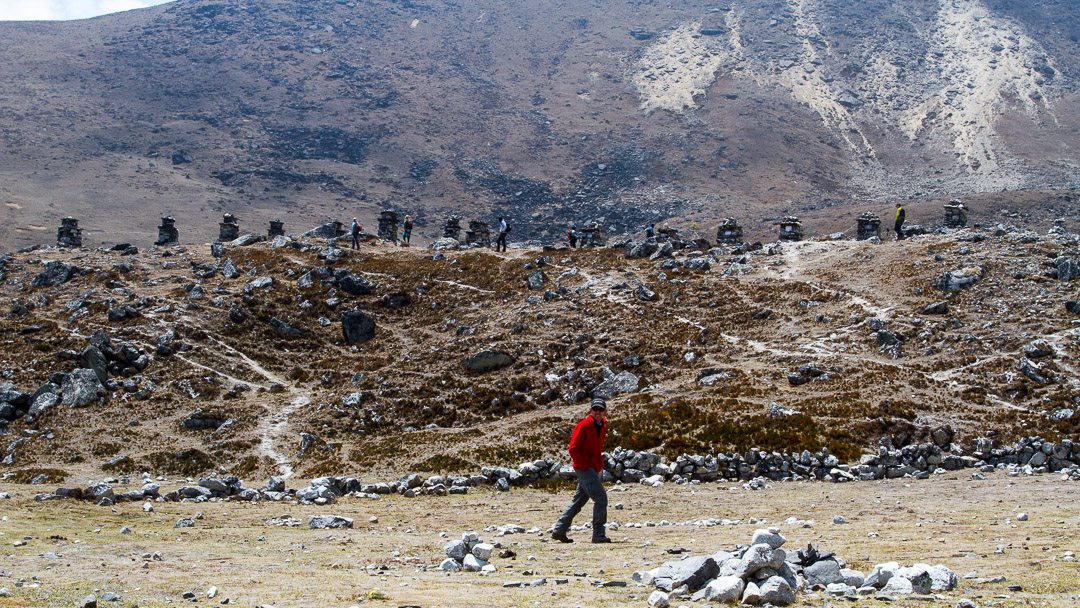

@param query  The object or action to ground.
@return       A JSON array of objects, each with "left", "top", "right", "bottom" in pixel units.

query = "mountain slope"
[{"left": 0, "top": 0, "right": 1078, "bottom": 249}]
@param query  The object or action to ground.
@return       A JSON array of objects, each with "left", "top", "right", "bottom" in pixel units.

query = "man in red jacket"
[{"left": 552, "top": 398, "right": 611, "bottom": 543}]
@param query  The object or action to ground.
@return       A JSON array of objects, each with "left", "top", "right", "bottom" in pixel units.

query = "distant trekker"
[
  {"left": 568, "top": 225, "right": 578, "bottom": 248},
  {"left": 351, "top": 218, "right": 361, "bottom": 249},
  {"left": 552, "top": 398, "right": 612, "bottom": 544},
  {"left": 402, "top": 215, "right": 414, "bottom": 246},
  {"left": 496, "top": 217, "right": 509, "bottom": 252},
  {"left": 645, "top": 223, "right": 655, "bottom": 239},
  {"left": 895, "top": 203, "right": 906, "bottom": 240}
]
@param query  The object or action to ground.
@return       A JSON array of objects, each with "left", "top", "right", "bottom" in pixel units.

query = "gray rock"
[
  {"left": 339, "top": 274, "right": 373, "bottom": 295},
  {"left": 300, "top": 222, "right": 346, "bottom": 240},
  {"left": 750, "top": 528, "right": 787, "bottom": 549},
  {"left": 229, "top": 234, "right": 260, "bottom": 247},
  {"left": 472, "top": 542, "right": 494, "bottom": 561},
  {"left": 444, "top": 540, "right": 467, "bottom": 561},
  {"left": 702, "top": 576, "right": 744, "bottom": 603},
  {"left": 526, "top": 270, "right": 544, "bottom": 291},
  {"left": 341, "top": 310, "right": 376, "bottom": 344},
  {"left": 439, "top": 557, "right": 461, "bottom": 571},
  {"left": 247, "top": 276, "right": 273, "bottom": 290},
  {"left": 465, "top": 350, "right": 515, "bottom": 373},
  {"left": 880, "top": 576, "right": 913, "bottom": 594},
  {"left": 934, "top": 266, "right": 985, "bottom": 291},
  {"left": 79, "top": 346, "right": 108, "bottom": 383},
  {"left": 1056, "top": 257, "right": 1080, "bottom": 282},
  {"left": 840, "top": 568, "right": 865, "bottom": 588},
  {"left": 741, "top": 581, "right": 761, "bottom": 605},
  {"left": 297, "top": 272, "right": 314, "bottom": 289},
  {"left": 590, "top": 370, "right": 639, "bottom": 400},
  {"left": 647, "top": 590, "right": 670, "bottom": 607},
  {"left": 865, "top": 562, "right": 899, "bottom": 588},
  {"left": 309, "top": 515, "right": 353, "bottom": 529},
  {"left": 655, "top": 555, "right": 718, "bottom": 592},
  {"left": 895, "top": 565, "right": 932, "bottom": 594},
  {"left": 198, "top": 477, "right": 229, "bottom": 494},
  {"left": 928, "top": 564, "right": 957, "bottom": 591},
  {"left": 32, "top": 261, "right": 77, "bottom": 287},
  {"left": 221, "top": 258, "right": 241, "bottom": 280},
  {"left": 759, "top": 575, "right": 796, "bottom": 605},
  {"left": 734, "top": 544, "right": 785, "bottom": 579},
  {"left": 804, "top": 558, "right": 845, "bottom": 586},
  {"left": 922, "top": 301, "right": 948, "bottom": 315},
  {"left": 267, "top": 476, "right": 285, "bottom": 492},
  {"left": 1019, "top": 357, "right": 1051, "bottom": 384},
  {"left": 61, "top": 368, "right": 106, "bottom": 408},
  {"left": 27, "top": 389, "right": 59, "bottom": 422},
  {"left": 635, "top": 284, "right": 657, "bottom": 301},
  {"left": 78, "top": 594, "right": 98, "bottom": 608},
  {"left": 174, "top": 518, "right": 195, "bottom": 528},
  {"left": 462, "top": 554, "right": 488, "bottom": 571}
]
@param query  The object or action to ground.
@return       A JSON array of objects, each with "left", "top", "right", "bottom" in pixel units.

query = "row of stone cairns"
[
  {"left": 637, "top": 528, "right": 957, "bottom": 606},
  {"left": 52, "top": 201, "right": 971, "bottom": 250}
]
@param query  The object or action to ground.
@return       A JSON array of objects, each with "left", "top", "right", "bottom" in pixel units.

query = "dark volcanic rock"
[
  {"left": 339, "top": 273, "right": 374, "bottom": 295},
  {"left": 32, "top": 261, "right": 77, "bottom": 288},
  {"left": 60, "top": 368, "right": 106, "bottom": 408},
  {"left": 341, "top": 310, "right": 375, "bottom": 344}
]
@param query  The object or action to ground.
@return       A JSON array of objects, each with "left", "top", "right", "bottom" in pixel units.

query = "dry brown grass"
[{"left": 1, "top": 472, "right": 1078, "bottom": 607}]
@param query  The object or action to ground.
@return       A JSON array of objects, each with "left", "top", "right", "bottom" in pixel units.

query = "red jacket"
[{"left": 568, "top": 415, "right": 606, "bottom": 472}]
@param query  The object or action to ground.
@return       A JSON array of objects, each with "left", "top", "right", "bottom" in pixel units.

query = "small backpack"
[{"left": 505, "top": 223, "right": 511, "bottom": 233}]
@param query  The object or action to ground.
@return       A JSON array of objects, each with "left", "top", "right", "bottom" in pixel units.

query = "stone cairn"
[
  {"left": 268, "top": 219, "right": 285, "bottom": 237},
  {"left": 856, "top": 212, "right": 881, "bottom": 241},
  {"left": 778, "top": 216, "right": 804, "bottom": 242},
  {"left": 716, "top": 218, "right": 744, "bottom": 245},
  {"left": 944, "top": 199, "right": 968, "bottom": 228},
  {"left": 377, "top": 210, "right": 400, "bottom": 242},
  {"left": 578, "top": 223, "right": 606, "bottom": 247},
  {"left": 156, "top": 216, "right": 178, "bottom": 246},
  {"left": 56, "top": 217, "right": 83, "bottom": 248},
  {"left": 217, "top": 213, "right": 239, "bottom": 242},
  {"left": 465, "top": 220, "right": 491, "bottom": 248},
  {"left": 637, "top": 527, "right": 958, "bottom": 606},
  {"left": 443, "top": 216, "right": 462, "bottom": 240}
]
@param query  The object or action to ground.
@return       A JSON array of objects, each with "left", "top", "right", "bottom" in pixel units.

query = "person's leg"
[
  {"left": 553, "top": 476, "right": 590, "bottom": 534},
  {"left": 578, "top": 468, "right": 608, "bottom": 539}
]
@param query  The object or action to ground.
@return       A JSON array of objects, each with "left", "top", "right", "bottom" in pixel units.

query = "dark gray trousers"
[{"left": 554, "top": 467, "right": 608, "bottom": 539}]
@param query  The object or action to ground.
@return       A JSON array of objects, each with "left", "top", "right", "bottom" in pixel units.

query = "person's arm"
[{"left": 567, "top": 421, "right": 587, "bottom": 467}]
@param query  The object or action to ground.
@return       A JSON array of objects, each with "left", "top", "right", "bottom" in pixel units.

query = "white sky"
[{"left": 0, "top": 0, "right": 175, "bottom": 21}]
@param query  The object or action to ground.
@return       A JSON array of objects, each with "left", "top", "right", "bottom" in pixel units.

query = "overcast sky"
[{"left": 0, "top": 0, "right": 175, "bottom": 21}]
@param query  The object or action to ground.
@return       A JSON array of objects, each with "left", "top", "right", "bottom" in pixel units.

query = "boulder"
[
  {"left": 31, "top": 261, "right": 77, "bottom": 287},
  {"left": 221, "top": 259, "right": 241, "bottom": 280},
  {"left": 465, "top": 350, "right": 515, "bottom": 373},
  {"left": 647, "top": 590, "right": 670, "bottom": 607},
  {"left": 654, "top": 555, "right": 719, "bottom": 592},
  {"left": 750, "top": 528, "right": 787, "bottom": 549},
  {"left": 309, "top": 515, "right": 353, "bottom": 530},
  {"left": 341, "top": 310, "right": 376, "bottom": 344},
  {"left": 229, "top": 234, "right": 260, "bottom": 248},
  {"left": 865, "top": 562, "right": 899, "bottom": 589},
  {"left": 79, "top": 346, "right": 108, "bottom": 383},
  {"left": 444, "top": 540, "right": 467, "bottom": 561},
  {"left": 590, "top": 371, "right": 639, "bottom": 399},
  {"left": 702, "top": 576, "right": 744, "bottom": 603},
  {"left": 758, "top": 576, "right": 796, "bottom": 605},
  {"left": 922, "top": 301, "right": 948, "bottom": 315},
  {"left": 804, "top": 558, "right": 844, "bottom": 586},
  {"left": 60, "top": 369, "right": 106, "bottom": 407},
  {"left": 933, "top": 266, "right": 985, "bottom": 291},
  {"left": 734, "top": 544, "right": 786, "bottom": 579},
  {"left": 301, "top": 223, "right": 345, "bottom": 240},
  {"left": 927, "top": 564, "right": 957, "bottom": 591},
  {"left": 339, "top": 274, "right": 373, "bottom": 295},
  {"left": 526, "top": 270, "right": 544, "bottom": 290}
]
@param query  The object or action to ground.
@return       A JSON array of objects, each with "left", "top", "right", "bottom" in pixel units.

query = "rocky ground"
[
  {"left": 0, "top": 215, "right": 1078, "bottom": 605},
  {"left": 0, "top": 471, "right": 1077, "bottom": 607},
  {"left": 1, "top": 218, "right": 1080, "bottom": 482}
]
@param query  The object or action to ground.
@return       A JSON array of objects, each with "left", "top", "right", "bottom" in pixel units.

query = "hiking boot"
[
  {"left": 551, "top": 531, "right": 573, "bottom": 543},
  {"left": 591, "top": 536, "right": 612, "bottom": 544}
]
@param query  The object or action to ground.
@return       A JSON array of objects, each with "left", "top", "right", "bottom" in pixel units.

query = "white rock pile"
[
  {"left": 635, "top": 528, "right": 956, "bottom": 606},
  {"left": 440, "top": 532, "right": 497, "bottom": 573}
]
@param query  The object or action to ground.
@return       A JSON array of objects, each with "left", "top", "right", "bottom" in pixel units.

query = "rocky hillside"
[
  {"left": 1, "top": 0, "right": 1079, "bottom": 249},
  {"left": 1, "top": 219, "right": 1079, "bottom": 483}
]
